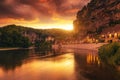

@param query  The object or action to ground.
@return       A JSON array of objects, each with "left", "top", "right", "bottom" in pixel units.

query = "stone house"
[{"left": 100, "top": 32, "right": 120, "bottom": 42}]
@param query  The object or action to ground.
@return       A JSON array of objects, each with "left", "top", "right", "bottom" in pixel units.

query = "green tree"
[{"left": 0, "top": 29, "right": 31, "bottom": 48}]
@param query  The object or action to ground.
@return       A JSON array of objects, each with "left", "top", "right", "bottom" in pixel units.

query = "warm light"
[
  {"left": 24, "top": 24, "right": 73, "bottom": 31},
  {"left": 114, "top": 33, "right": 118, "bottom": 38},
  {"left": 0, "top": 18, "right": 74, "bottom": 30},
  {"left": 109, "top": 34, "right": 112, "bottom": 38},
  {"left": 61, "top": 24, "right": 73, "bottom": 31},
  {"left": 0, "top": 69, "right": 4, "bottom": 78},
  {"left": 86, "top": 53, "right": 100, "bottom": 65}
]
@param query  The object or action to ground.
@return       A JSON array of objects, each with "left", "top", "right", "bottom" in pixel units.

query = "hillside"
[
  {"left": 74, "top": 0, "right": 120, "bottom": 38},
  {"left": 0, "top": 24, "right": 73, "bottom": 47},
  {"left": 0, "top": 24, "right": 72, "bottom": 42}
]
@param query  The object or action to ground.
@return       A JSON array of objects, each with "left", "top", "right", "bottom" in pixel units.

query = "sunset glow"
[
  {"left": 0, "top": 17, "right": 74, "bottom": 30},
  {"left": 0, "top": 0, "right": 90, "bottom": 29},
  {"left": 30, "top": 24, "right": 74, "bottom": 30}
]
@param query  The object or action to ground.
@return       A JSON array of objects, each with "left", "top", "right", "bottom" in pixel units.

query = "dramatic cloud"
[{"left": 0, "top": 0, "right": 90, "bottom": 29}]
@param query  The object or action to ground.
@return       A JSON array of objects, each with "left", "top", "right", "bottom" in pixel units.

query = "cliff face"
[{"left": 74, "top": 0, "right": 120, "bottom": 38}]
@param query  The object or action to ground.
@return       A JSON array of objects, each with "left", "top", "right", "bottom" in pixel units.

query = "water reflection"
[
  {"left": 74, "top": 50, "right": 120, "bottom": 80},
  {"left": 86, "top": 53, "right": 100, "bottom": 65},
  {"left": 0, "top": 48, "right": 63, "bottom": 72},
  {"left": 0, "top": 50, "right": 29, "bottom": 71},
  {"left": 0, "top": 49, "right": 120, "bottom": 80},
  {"left": 0, "top": 49, "right": 75, "bottom": 80}
]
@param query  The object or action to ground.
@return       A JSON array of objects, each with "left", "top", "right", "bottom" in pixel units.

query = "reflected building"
[
  {"left": 86, "top": 53, "right": 100, "bottom": 65},
  {"left": 74, "top": 50, "right": 120, "bottom": 80},
  {"left": 0, "top": 49, "right": 120, "bottom": 80}
]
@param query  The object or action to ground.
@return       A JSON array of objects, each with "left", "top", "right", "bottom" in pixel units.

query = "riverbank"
[
  {"left": 52, "top": 43, "right": 107, "bottom": 51},
  {"left": 0, "top": 43, "right": 107, "bottom": 51},
  {"left": 0, "top": 47, "right": 34, "bottom": 51},
  {"left": 0, "top": 48, "right": 20, "bottom": 51}
]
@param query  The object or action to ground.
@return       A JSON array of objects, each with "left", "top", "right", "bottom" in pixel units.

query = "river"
[{"left": 0, "top": 48, "right": 120, "bottom": 80}]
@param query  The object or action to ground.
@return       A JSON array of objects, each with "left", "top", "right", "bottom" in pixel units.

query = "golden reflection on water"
[
  {"left": 86, "top": 53, "right": 100, "bottom": 65},
  {"left": 0, "top": 69, "right": 4, "bottom": 78},
  {"left": 0, "top": 53, "right": 75, "bottom": 80},
  {"left": 0, "top": 50, "right": 119, "bottom": 80}
]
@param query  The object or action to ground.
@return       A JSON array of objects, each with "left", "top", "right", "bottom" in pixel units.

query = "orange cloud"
[{"left": 0, "top": 0, "right": 90, "bottom": 29}]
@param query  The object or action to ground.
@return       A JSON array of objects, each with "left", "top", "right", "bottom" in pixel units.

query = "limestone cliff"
[{"left": 74, "top": 0, "right": 120, "bottom": 38}]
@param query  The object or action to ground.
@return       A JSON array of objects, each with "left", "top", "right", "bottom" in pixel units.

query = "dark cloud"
[
  {"left": 0, "top": 0, "right": 90, "bottom": 21},
  {"left": 0, "top": 1, "right": 16, "bottom": 18},
  {"left": 0, "top": 0, "right": 35, "bottom": 20}
]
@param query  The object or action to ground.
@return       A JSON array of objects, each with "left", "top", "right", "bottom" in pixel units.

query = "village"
[{"left": 23, "top": 30, "right": 120, "bottom": 46}]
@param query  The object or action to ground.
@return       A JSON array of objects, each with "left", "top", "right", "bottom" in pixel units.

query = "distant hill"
[
  {"left": 0, "top": 24, "right": 73, "bottom": 47},
  {"left": 74, "top": 0, "right": 120, "bottom": 38},
  {"left": 0, "top": 24, "right": 72, "bottom": 40}
]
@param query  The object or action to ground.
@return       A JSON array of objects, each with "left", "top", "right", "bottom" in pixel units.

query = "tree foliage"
[
  {"left": 0, "top": 25, "right": 31, "bottom": 48},
  {"left": 0, "top": 24, "right": 73, "bottom": 48},
  {"left": 99, "top": 42, "right": 120, "bottom": 66}
]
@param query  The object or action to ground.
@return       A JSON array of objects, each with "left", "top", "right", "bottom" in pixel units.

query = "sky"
[{"left": 0, "top": 0, "right": 90, "bottom": 30}]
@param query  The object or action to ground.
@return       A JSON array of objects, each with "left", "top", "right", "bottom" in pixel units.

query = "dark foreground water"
[{"left": 0, "top": 48, "right": 120, "bottom": 80}]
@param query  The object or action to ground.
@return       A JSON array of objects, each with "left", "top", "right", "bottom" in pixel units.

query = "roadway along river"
[{"left": 0, "top": 48, "right": 120, "bottom": 80}]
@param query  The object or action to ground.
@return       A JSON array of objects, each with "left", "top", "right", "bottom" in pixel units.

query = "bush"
[
  {"left": 111, "top": 48, "right": 120, "bottom": 65},
  {"left": 98, "top": 42, "right": 120, "bottom": 66}
]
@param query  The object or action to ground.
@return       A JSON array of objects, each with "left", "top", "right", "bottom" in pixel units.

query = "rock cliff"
[{"left": 74, "top": 0, "right": 120, "bottom": 38}]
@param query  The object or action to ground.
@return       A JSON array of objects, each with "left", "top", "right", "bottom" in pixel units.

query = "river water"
[{"left": 0, "top": 48, "right": 120, "bottom": 80}]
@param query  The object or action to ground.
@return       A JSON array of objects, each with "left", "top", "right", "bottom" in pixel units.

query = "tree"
[{"left": 0, "top": 29, "right": 31, "bottom": 48}]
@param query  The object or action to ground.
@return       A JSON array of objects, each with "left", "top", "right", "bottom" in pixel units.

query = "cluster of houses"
[
  {"left": 23, "top": 31, "right": 54, "bottom": 44},
  {"left": 100, "top": 32, "right": 120, "bottom": 43},
  {"left": 85, "top": 31, "right": 120, "bottom": 43},
  {"left": 22, "top": 30, "right": 120, "bottom": 45}
]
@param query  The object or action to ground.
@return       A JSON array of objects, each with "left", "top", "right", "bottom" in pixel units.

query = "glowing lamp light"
[{"left": 114, "top": 33, "right": 118, "bottom": 38}]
